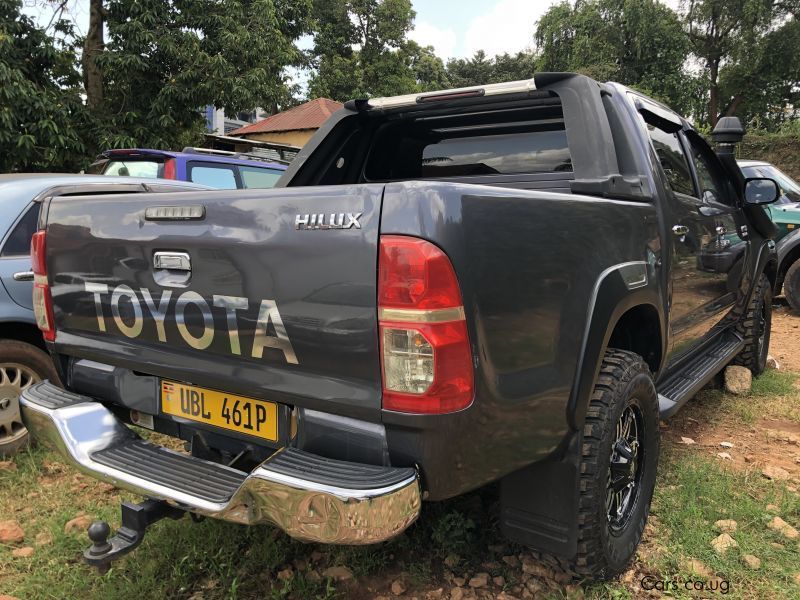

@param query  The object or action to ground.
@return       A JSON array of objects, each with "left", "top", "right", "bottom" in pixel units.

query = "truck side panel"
[{"left": 380, "top": 181, "right": 662, "bottom": 499}]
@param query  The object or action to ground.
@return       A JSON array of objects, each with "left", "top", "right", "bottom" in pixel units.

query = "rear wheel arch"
[
  {"left": 777, "top": 244, "right": 800, "bottom": 303},
  {"left": 0, "top": 322, "right": 47, "bottom": 352},
  {"left": 775, "top": 231, "right": 800, "bottom": 292},
  {"left": 569, "top": 278, "right": 664, "bottom": 431},
  {"left": 606, "top": 304, "right": 663, "bottom": 375}
]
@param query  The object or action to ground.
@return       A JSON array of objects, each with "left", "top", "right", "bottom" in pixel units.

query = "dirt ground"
[
  {"left": 769, "top": 301, "right": 800, "bottom": 372},
  {"left": 2, "top": 304, "right": 799, "bottom": 600},
  {"left": 663, "top": 299, "right": 800, "bottom": 486}
]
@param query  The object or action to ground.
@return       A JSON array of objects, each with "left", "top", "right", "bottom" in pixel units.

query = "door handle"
[
  {"left": 671, "top": 225, "right": 689, "bottom": 236},
  {"left": 12, "top": 271, "right": 34, "bottom": 281},
  {"left": 153, "top": 252, "right": 191, "bottom": 271}
]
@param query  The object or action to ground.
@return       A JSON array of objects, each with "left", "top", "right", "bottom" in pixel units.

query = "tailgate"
[{"left": 45, "top": 185, "right": 384, "bottom": 420}]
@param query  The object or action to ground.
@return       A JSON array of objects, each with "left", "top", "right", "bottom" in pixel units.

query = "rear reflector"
[
  {"left": 31, "top": 231, "right": 55, "bottom": 342},
  {"left": 379, "top": 236, "right": 473, "bottom": 414}
]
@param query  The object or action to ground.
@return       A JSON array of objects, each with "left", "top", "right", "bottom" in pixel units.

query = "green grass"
[
  {"left": 688, "top": 369, "right": 800, "bottom": 425},
  {"left": 625, "top": 449, "right": 800, "bottom": 599},
  {"left": 2, "top": 372, "right": 799, "bottom": 599}
]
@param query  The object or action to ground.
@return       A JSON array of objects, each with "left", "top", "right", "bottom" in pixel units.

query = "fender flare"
[
  {"left": 776, "top": 228, "right": 800, "bottom": 284},
  {"left": 567, "top": 262, "right": 665, "bottom": 431},
  {"left": 501, "top": 264, "right": 664, "bottom": 559}
]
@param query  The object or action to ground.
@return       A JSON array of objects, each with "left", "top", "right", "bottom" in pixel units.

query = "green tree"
[
  {"left": 446, "top": 51, "right": 499, "bottom": 87},
  {"left": 446, "top": 50, "right": 537, "bottom": 88},
  {"left": 535, "top": 0, "right": 696, "bottom": 114},
  {"left": 88, "top": 0, "right": 311, "bottom": 150},
  {"left": 718, "top": 17, "right": 800, "bottom": 130},
  {"left": 0, "top": 0, "right": 86, "bottom": 172},
  {"left": 683, "top": 0, "right": 800, "bottom": 127},
  {"left": 404, "top": 41, "right": 450, "bottom": 91},
  {"left": 307, "top": 0, "right": 447, "bottom": 100}
]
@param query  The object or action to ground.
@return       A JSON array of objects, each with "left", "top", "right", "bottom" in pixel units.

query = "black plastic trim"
[
  {"left": 92, "top": 440, "right": 246, "bottom": 504},
  {"left": 23, "top": 380, "right": 88, "bottom": 410}
]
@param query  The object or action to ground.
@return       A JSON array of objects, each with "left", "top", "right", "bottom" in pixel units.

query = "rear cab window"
[
  {"left": 187, "top": 162, "right": 238, "bottom": 189},
  {"left": 363, "top": 98, "right": 572, "bottom": 184},
  {"left": 103, "top": 160, "right": 163, "bottom": 178}
]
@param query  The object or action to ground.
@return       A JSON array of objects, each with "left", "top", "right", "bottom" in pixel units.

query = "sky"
[
  {"left": 408, "top": 0, "right": 559, "bottom": 60},
  {"left": 23, "top": 0, "right": 682, "bottom": 61},
  {"left": 21, "top": 0, "right": 560, "bottom": 60}
]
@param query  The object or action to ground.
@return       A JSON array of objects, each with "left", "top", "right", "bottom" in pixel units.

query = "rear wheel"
[
  {"left": 733, "top": 273, "right": 772, "bottom": 375},
  {"left": 784, "top": 260, "right": 800, "bottom": 313},
  {"left": 0, "top": 341, "right": 60, "bottom": 457},
  {"left": 571, "top": 349, "right": 660, "bottom": 580}
]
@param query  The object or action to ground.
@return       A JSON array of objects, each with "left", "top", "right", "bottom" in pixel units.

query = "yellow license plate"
[{"left": 161, "top": 380, "right": 278, "bottom": 441}]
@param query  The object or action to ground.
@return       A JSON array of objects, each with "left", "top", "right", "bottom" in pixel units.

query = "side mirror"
[
  {"left": 744, "top": 177, "right": 780, "bottom": 205},
  {"left": 711, "top": 116, "right": 745, "bottom": 144}
]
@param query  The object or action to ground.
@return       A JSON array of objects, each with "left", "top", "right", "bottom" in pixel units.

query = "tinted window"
[
  {"left": 418, "top": 130, "right": 571, "bottom": 177},
  {"left": 365, "top": 101, "right": 572, "bottom": 180},
  {"left": 2, "top": 204, "right": 41, "bottom": 257},
  {"left": 646, "top": 124, "right": 694, "bottom": 196},
  {"left": 104, "top": 160, "right": 162, "bottom": 178},
  {"left": 687, "top": 138, "right": 725, "bottom": 204},
  {"left": 240, "top": 166, "right": 283, "bottom": 188},
  {"left": 189, "top": 163, "right": 237, "bottom": 189}
]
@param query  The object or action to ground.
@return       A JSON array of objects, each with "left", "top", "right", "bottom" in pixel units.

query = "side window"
[
  {"left": 645, "top": 124, "right": 695, "bottom": 196},
  {"left": 685, "top": 133, "right": 730, "bottom": 205},
  {"left": 239, "top": 166, "right": 283, "bottom": 189},
  {"left": 1, "top": 204, "right": 41, "bottom": 257},
  {"left": 188, "top": 162, "right": 238, "bottom": 189}
]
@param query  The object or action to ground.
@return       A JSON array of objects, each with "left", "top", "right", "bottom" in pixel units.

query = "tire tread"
[{"left": 528, "top": 349, "right": 658, "bottom": 581}]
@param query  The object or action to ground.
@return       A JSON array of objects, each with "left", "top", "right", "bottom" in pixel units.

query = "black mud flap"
[{"left": 499, "top": 431, "right": 580, "bottom": 558}]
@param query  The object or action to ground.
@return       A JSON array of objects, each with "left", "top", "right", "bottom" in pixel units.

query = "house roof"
[{"left": 229, "top": 98, "right": 343, "bottom": 136}]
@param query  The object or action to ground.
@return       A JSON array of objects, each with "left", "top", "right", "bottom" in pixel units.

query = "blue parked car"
[
  {"left": 90, "top": 148, "right": 287, "bottom": 189},
  {"left": 0, "top": 174, "right": 208, "bottom": 455}
]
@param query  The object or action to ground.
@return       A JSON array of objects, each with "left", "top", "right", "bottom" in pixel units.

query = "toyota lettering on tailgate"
[{"left": 83, "top": 283, "right": 298, "bottom": 364}]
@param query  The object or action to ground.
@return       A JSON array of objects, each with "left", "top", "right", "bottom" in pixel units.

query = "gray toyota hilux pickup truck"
[{"left": 22, "top": 73, "right": 780, "bottom": 580}]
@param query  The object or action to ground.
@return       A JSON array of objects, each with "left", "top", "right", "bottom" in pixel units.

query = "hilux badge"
[{"left": 295, "top": 212, "right": 362, "bottom": 230}]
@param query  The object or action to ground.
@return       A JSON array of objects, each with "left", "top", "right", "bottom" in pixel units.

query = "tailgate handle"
[{"left": 153, "top": 252, "right": 191, "bottom": 272}]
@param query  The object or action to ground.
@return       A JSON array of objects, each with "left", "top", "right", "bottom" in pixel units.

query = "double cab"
[{"left": 22, "top": 74, "right": 780, "bottom": 580}]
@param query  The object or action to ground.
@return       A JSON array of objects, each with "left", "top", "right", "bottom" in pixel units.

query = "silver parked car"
[{"left": 0, "top": 174, "right": 208, "bottom": 455}]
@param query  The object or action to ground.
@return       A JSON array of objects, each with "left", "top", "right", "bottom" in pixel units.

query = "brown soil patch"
[
  {"left": 664, "top": 418, "right": 800, "bottom": 485},
  {"left": 663, "top": 306, "right": 800, "bottom": 487},
  {"left": 770, "top": 302, "right": 800, "bottom": 372},
  {"left": 758, "top": 418, "right": 800, "bottom": 435}
]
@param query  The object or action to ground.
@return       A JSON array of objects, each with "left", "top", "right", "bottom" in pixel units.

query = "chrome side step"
[{"left": 21, "top": 381, "right": 421, "bottom": 544}]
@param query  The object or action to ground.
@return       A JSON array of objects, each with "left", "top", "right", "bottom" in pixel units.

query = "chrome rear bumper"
[{"left": 20, "top": 382, "right": 420, "bottom": 544}]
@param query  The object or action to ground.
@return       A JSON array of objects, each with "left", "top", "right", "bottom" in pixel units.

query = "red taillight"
[
  {"left": 31, "top": 230, "right": 46, "bottom": 275},
  {"left": 379, "top": 235, "right": 473, "bottom": 414},
  {"left": 31, "top": 231, "right": 55, "bottom": 342},
  {"left": 163, "top": 158, "right": 177, "bottom": 180}
]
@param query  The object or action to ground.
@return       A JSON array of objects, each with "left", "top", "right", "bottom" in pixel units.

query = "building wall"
[
  {"left": 241, "top": 129, "right": 317, "bottom": 147},
  {"left": 205, "top": 106, "right": 266, "bottom": 135}
]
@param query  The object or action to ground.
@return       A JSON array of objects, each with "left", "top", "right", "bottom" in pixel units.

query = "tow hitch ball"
[{"left": 83, "top": 499, "right": 185, "bottom": 574}]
